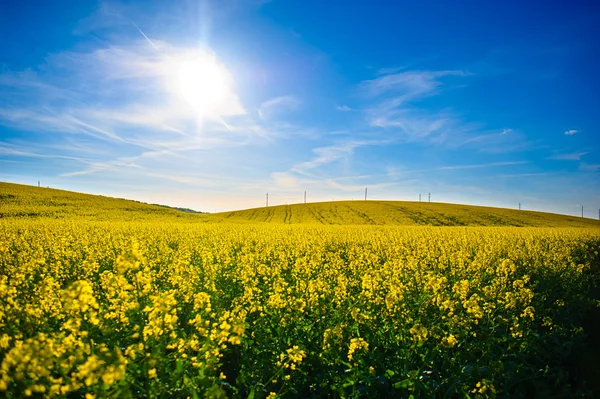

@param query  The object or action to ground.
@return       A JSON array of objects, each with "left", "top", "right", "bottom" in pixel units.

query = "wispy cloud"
[
  {"left": 58, "top": 150, "right": 173, "bottom": 177},
  {"left": 257, "top": 95, "right": 300, "bottom": 119},
  {"left": 497, "top": 172, "right": 552, "bottom": 178},
  {"left": 355, "top": 69, "right": 534, "bottom": 152},
  {"left": 321, "top": 161, "right": 529, "bottom": 183},
  {"left": 368, "top": 108, "right": 457, "bottom": 143},
  {"left": 359, "top": 71, "right": 463, "bottom": 143},
  {"left": 291, "top": 140, "right": 386, "bottom": 176},
  {"left": 436, "top": 161, "right": 527, "bottom": 171},
  {"left": 0, "top": 41, "right": 249, "bottom": 149},
  {"left": 358, "top": 69, "right": 471, "bottom": 140},
  {"left": 458, "top": 128, "right": 542, "bottom": 153},
  {"left": 580, "top": 163, "right": 600, "bottom": 172},
  {"left": 290, "top": 143, "right": 355, "bottom": 175},
  {"left": 362, "top": 70, "right": 468, "bottom": 100},
  {"left": 548, "top": 152, "right": 588, "bottom": 161},
  {"left": 0, "top": 108, "right": 128, "bottom": 143},
  {"left": 564, "top": 129, "right": 579, "bottom": 135},
  {"left": 0, "top": 142, "right": 93, "bottom": 164}
]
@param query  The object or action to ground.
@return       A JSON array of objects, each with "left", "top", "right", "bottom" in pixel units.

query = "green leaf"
[
  {"left": 393, "top": 379, "right": 413, "bottom": 389},
  {"left": 408, "top": 370, "right": 419, "bottom": 379}
]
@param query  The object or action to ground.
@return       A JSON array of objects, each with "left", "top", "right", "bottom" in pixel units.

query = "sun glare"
[{"left": 176, "top": 56, "right": 229, "bottom": 115}]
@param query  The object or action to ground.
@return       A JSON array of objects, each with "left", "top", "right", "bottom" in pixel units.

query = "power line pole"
[
  {"left": 581, "top": 205, "right": 583, "bottom": 218},
  {"left": 304, "top": 191, "right": 306, "bottom": 204},
  {"left": 428, "top": 192, "right": 431, "bottom": 203},
  {"left": 266, "top": 192, "right": 269, "bottom": 207},
  {"left": 38, "top": 180, "right": 40, "bottom": 188},
  {"left": 419, "top": 194, "right": 421, "bottom": 202},
  {"left": 519, "top": 202, "right": 521, "bottom": 211},
  {"left": 365, "top": 187, "right": 367, "bottom": 201}
]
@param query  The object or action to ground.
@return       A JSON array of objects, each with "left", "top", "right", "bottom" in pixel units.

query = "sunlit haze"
[
  {"left": 0, "top": 0, "right": 598, "bottom": 216},
  {"left": 176, "top": 55, "right": 233, "bottom": 118}
]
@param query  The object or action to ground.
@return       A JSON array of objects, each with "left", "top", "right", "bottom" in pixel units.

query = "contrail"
[
  {"left": 129, "top": 19, "right": 159, "bottom": 51},
  {"left": 218, "top": 116, "right": 233, "bottom": 132}
]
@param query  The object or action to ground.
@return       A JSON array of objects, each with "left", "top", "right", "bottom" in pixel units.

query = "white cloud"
[
  {"left": 356, "top": 69, "right": 540, "bottom": 154},
  {"left": 436, "top": 161, "right": 528, "bottom": 171},
  {"left": 564, "top": 129, "right": 579, "bottom": 135},
  {"left": 291, "top": 140, "right": 384, "bottom": 175},
  {"left": 548, "top": 152, "right": 588, "bottom": 161},
  {"left": 497, "top": 172, "right": 551, "bottom": 178},
  {"left": 258, "top": 95, "right": 300, "bottom": 119},
  {"left": 458, "top": 129, "right": 541, "bottom": 153},
  {"left": 355, "top": 69, "right": 522, "bottom": 150},
  {"left": 369, "top": 108, "right": 452, "bottom": 142},
  {"left": 0, "top": 109, "right": 125, "bottom": 143},
  {"left": 0, "top": 142, "right": 92, "bottom": 163},
  {"left": 361, "top": 70, "right": 468, "bottom": 102},
  {"left": 59, "top": 150, "right": 170, "bottom": 177}
]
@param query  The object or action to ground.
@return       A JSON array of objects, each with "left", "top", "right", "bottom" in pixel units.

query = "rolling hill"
[
  {"left": 212, "top": 200, "right": 600, "bottom": 227},
  {"left": 2, "top": 181, "right": 599, "bottom": 227},
  {"left": 0, "top": 182, "right": 199, "bottom": 221}
]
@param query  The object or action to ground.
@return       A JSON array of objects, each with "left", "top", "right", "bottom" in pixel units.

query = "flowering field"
[{"left": 1, "top": 217, "right": 599, "bottom": 398}]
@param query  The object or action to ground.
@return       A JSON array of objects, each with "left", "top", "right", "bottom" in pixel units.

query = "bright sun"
[{"left": 177, "top": 57, "right": 229, "bottom": 115}]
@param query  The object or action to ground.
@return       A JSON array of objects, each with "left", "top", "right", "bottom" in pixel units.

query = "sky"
[{"left": 1, "top": 0, "right": 599, "bottom": 216}]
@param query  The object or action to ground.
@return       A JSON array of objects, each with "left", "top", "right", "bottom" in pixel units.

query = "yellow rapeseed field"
[{"left": 1, "top": 183, "right": 599, "bottom": 397}]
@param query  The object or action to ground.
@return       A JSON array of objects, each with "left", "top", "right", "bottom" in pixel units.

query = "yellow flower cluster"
[
  {"left": 347, "top": 338, "right": 369, "bottom": 361},
  {"left": 442, "top": 334, "right": 458, "bottom": 348},
  {"left": 277, "top": 346, "right": 306, "bottom": 371},
  {"left": 472, "top": 379, "right": 496, "bottom": 395}
]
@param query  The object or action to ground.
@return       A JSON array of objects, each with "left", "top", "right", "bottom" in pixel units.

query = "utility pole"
[
  {"left": 581, "top": 205, "right": 583, "bottom": 218},
  {"left": 428, "top": 192, "right": 431, "bottom": 203},
  {"left": 365, "top": 187, "right": 367, "bottom": 201},
  {"left": 519, "top": 202, "right": 521, "bottom": 211},
  {"left": 38, "top": 180, "right": 40, "bottom": 188},
  {"left": 304, "top": 191, "right": 306, "bottom": 204},
  {"left": 266, "top": 193, "right": 269, "bottom": 207},
  {"left": 419, "top": 194, "right": 421, "bottom": 202}
]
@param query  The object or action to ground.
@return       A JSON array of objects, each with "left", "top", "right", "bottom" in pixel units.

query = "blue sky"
[{"left": 1, "top": 0, "right": 599, "bottom": 215}]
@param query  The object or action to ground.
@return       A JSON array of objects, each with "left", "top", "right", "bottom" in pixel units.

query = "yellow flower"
[
  {"left": 148, "top": 368, "right": 157, "bottom": 379},
  {"left": 348, "top": 338, "right": 369, "bottom": 361},
  {"left": 442, "top": 334, "right": 458, "bottom": 348}
]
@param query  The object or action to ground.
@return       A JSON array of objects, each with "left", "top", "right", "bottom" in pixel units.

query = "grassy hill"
[
  {"left": 0, "top": 182, "right": 198, "bottom": 221},
  {"left": 2, "top": 181, "right": 599, "bottom": 227},
  {"left": 212, "top": 200, "right": 600, "bottom": 227}
]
